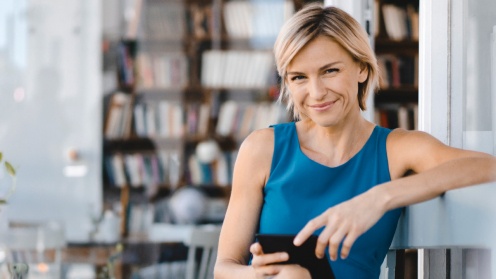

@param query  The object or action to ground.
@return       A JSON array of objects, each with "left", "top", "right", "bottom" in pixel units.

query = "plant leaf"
[
  {"left": 0, "top": 152, "right": 3, "bottom": 163},
  {"left": 5, "top": 161, "right": 16, "bottom": 177},
  {"left": 0, "top": 199, "right": 7, "bottom": 204}
]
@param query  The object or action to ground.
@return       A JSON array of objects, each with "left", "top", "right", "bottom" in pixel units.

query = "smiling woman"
[
  {"left": 285, "top": 36, "right": 368, "bottom": 129},
  {"left": 274, "top": 5, "right": 379, "bottom": 121},
  {"left": 214, "top": 3, "right": 496, "bottom": 279}
]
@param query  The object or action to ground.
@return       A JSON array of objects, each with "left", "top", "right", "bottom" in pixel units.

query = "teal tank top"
[{"left": 258, "top": 122, "right": 402, "bottom": 279}]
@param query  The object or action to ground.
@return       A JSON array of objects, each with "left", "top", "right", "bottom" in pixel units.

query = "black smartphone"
[{"left": 255, "top": 234, "right": 335, "bottom": 279}]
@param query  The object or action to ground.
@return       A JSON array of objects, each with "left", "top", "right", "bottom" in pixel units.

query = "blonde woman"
[{"left": 214, "top": 3, "right": 496, "bottom": 279}]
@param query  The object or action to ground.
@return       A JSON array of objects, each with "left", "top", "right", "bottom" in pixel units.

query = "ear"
[{"left": 358, "top": 63, "right": 369, "bottom": 83}]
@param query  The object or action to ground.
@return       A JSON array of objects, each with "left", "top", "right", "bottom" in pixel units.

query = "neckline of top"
[{"left": 291, "top": 122, "right": 378, "bottom": 169}]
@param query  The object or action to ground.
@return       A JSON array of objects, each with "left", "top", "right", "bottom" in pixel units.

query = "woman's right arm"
[{"left": 214, "top": 128, "right": 286, "bottom": 278}]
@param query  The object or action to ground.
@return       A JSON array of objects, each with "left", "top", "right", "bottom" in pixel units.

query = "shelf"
[
  {"left": 134, "top": 86, "right": 276, "bottom": 98},
  {"left": 374, "top": 39, "right": 418, "bottom": 55},
  {"left": 375, "top": 87, "right": 418, "bottom": 104},
  {"left": 104, "top": 185, "right": 173, "bottom": 202},
  {"left": 375, "top": 38, "right": 418, "bottom": 47},
  {"left": 102, "top": 0, "right": 295, "bottom": 256},
  {"left": 104, "top": 138, "right": 157, "bottom": 151}
]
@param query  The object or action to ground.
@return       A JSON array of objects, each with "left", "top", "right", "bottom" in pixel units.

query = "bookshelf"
[
  {"left": 101, "top": 0, "right": 297, "bottom": 245},
  {"left": 372, "top": 2, "right": 420, "bottom": 277},
  {"left": 373, "top": 0, "right": 419, "bottom": 131},
  {"left": 101, "top": 0, "right": 419, "bottom": 240}
]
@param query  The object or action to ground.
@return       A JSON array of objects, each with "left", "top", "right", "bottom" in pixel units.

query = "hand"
[
  {"left": 250, "top": 242, "right": 290, "bottom": 278},
  {"left": 294, "top": 190, "right": 386, "bottom": 261},
  {"left": 273, "top": 265, "right": 311, "bottom": 279}
]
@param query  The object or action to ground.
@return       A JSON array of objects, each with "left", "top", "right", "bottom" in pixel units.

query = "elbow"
[
  {"left": 213, "top": 260, "right": 228, "bottom": 279},
  {"left": 214, "top": 258, "right": 250, "bottom": 279},
  {"left": 213, "top": 260, "right": 222, "bottom": 279}
]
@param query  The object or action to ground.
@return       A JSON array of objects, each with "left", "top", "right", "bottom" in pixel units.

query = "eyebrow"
[{"left": 286, "top": 61, "right": 344, "bottom": 76}]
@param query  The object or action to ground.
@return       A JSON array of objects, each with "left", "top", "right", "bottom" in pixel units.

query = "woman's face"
[{"left": 286, "top": 36, "right": 368, "bottom": 127}]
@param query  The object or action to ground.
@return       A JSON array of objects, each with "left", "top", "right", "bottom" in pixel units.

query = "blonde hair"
[{"left": 274, "top": 3, "right": 379, "bottom": 119}]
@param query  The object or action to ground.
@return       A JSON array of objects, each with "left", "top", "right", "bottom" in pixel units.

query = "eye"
[
  {"left": 289, "top": 75, "right": 305, "bottom": 81},
  {"left": 324, "top": 68, "right": 339, "bottom": 74}
]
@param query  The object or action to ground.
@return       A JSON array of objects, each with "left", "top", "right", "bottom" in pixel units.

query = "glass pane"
[
  {"left": 461, "top": 0, "right": 496, "bottom": 154},
  {"left": 0, "top": 0, "right": 102, "bottom": 242}
]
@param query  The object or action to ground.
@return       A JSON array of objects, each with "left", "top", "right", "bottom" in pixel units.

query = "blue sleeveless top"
[{"left": 258, "top": 122, "right": 402, "bottom": 279}]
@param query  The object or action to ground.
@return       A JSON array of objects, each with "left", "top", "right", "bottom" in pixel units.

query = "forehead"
[{"left": 287, "top": 36, "right": 352, "bottom": 70}]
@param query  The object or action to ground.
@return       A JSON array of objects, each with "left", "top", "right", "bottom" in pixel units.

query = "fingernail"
[
  {"left": 316, "top": 253, "right": 323, "bottom": 259},
  {"left": 281, "top": 253, "right": 289, "bottom": 260},
  {"left": 341, "top": 253, "right": 347, "bottom": 259}
]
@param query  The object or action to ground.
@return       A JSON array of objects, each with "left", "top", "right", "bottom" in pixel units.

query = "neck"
[{"left": 297, "top": 116, "right": 374, "bottom": 167}]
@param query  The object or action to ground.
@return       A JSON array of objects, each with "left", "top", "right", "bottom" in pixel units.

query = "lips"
[{"left": 309, "top": 100, "right": 336, "bottom": 111}]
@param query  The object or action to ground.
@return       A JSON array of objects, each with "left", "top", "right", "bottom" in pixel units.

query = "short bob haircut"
[{"left": 274, "top": 3, "right": 380, "bottom": 120}]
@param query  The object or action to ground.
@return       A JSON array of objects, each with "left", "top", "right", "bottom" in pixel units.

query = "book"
[
  {"left": 125, "top": 0, "right": 143, "bottom": 40},
  {"left": 145, "top": 102, "right": 157, "bottom": 137},
  {"left": 198, "top": 103, "right": 210, "bottom": 137},
  {"left": 111, "top": 153, "right": 127, "bottom": 188},
  {"left": 406, "top": 5, "right": 419, "bottom": 40},
  {"left": 397, "top": 106, "right": 409, "bottom": 130},
  {"left": 133, "top": 103, "right": 147, "bottom": 137},
  {"left": 377, "top": 55, "right": 417, "bottom": 88},
  {"left": 201, "top": 50, "right": 274, "bottom": 88},
  {"left": 216, "top": 101, "right": 238, "bottom": 137},
  {"left": 215, "top": 154, "right": 229, "bottom": 186},
  {"left": 141, "top": 1, "right": 186, "bottom": 40},
  {"left": 125, "top": 153, "right": 142, "bottom": 188},
  {"left": 382, "top": 4, "right": 408, "bottom": 41},
  {"left": 104, "top": 92, "right": 133, "bottom": 139},
  {"left": 223, "top": 1, "right": 294, "bottom": 40}
]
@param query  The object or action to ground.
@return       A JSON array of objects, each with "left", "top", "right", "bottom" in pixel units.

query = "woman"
[{"left": 214, "top": 3, "right": 496, "bottom": 279}]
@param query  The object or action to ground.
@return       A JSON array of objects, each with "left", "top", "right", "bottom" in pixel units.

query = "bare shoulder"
[
  {"left": 387, "top": 129, "right": 444, "bottom": 149},
  {"left": 387, "top": 128, "right": 491, "bottom": 177},
  {"left": 236, "top": 127, "right": 275, "bottom": 185},
  {"left": 239, "top": 127, "right": 274, "bottom": 156}
]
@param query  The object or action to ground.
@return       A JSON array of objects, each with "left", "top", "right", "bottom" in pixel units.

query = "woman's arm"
[
  {"left": 382, "top": 129, "right": 496, "bottom": 208},
  {"left": 294, "top": 129, "right": 496, "bottom": 261},
  {"left": 215, "top": 128, "right": 289, "bottom": 279}
]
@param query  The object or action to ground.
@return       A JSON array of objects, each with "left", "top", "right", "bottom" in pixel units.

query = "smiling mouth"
[{"left": 310, "top": 100, "right": 336, "bottom": 110}]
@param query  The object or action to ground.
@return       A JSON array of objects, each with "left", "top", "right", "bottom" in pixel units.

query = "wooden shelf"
[
  {"left": 375, "top": 87, "right": 418, "bottom": 104},
  {"left": 104, "top": 138, "right": 157, "bottom": 151},
  {"left": 374, "top": 39, "right": 418, "bottom": 55}
]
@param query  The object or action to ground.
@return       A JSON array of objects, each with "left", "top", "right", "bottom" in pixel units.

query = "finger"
[
  {"left": 315, "top": 225, "right": 337, "bottom": 259},
  {"left": 251, "top": 252, "right": 289, "bottom": 267},
  {"left": 328, "top": 227, "right": 348, "bottom": 261},
  {"left": 340, "top": 230, "right": 359, "bottom": 260},
  {"left": 250, "top": 242, "right": 264, "bottom": 255},
  {"left": 294, "top": 215, "right": 326, "bottom": 246},
  {"left": 254, "top": 264, "right": 285, "bottom": 277}
]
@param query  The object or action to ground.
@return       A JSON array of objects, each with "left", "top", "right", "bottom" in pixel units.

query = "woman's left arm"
[
  {"left": 381, "top": 129, "right": 496, "bottom": 209},
  {"left": 294, "top": 129, "right": 496, "bottom": 262}
]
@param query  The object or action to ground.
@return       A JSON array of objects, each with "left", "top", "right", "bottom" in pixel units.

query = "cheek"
[
  {"left": 287, "top": 84, "right": 304, "bottom": 99},
  {"left": 321, "top": 77, "right": 353, "bottom": 95},
  {"left": 338, "top": 75, "right": 360, "bottom": 94}
]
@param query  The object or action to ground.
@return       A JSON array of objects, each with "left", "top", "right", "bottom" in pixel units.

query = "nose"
[{"left": 308, "top": 77, "right": 327, "bottom": 100}]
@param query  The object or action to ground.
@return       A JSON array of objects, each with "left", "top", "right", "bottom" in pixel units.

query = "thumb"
[{"left": 250, "top": 242, "right": 264, "bottom": 255}]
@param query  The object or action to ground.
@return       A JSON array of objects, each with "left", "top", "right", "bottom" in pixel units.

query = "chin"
[{"left": 313, "top": 117, "right": 341, "bottom": 127}]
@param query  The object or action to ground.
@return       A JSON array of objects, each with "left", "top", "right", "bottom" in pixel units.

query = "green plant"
[
  {"left": 96, "top": 243, "right": 123, "bottom": 279},
  {"left": 0, "top": 152, "right": 17, "bottom": 204}
]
